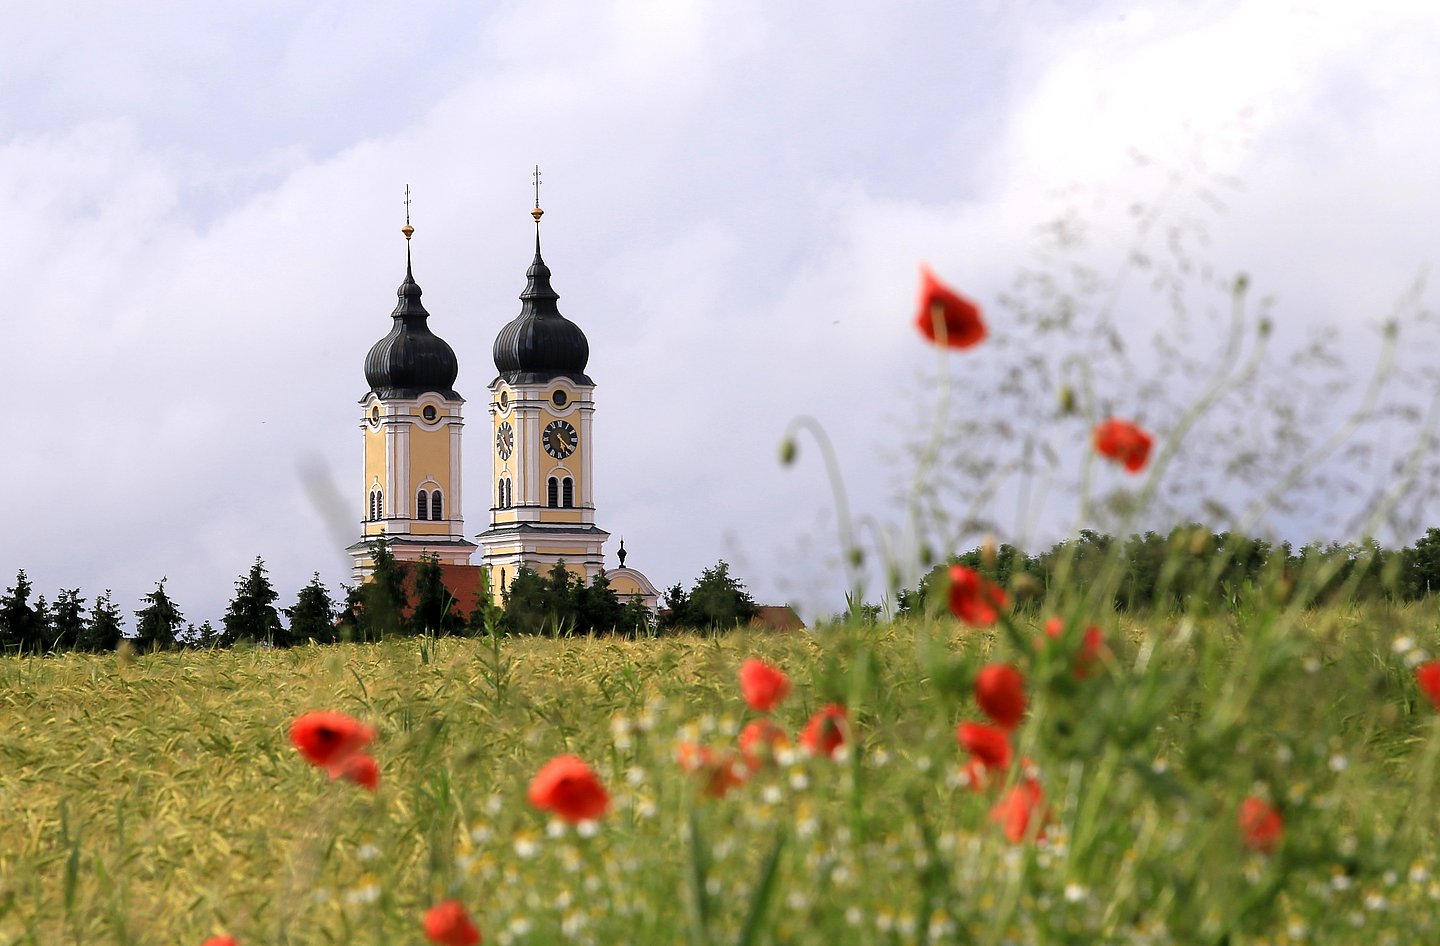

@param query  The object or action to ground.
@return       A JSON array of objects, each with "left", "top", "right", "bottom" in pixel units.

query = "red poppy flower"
[
  {"left": 738, "top": 718, "right": 790, "bottom": 770},
  {"left": 676, "top": 742, "right": 747, "bottom": 798},
  {"left": 739, "top": 658, "right": 791, "bottom": 713},
  {"left": 915, "top": 263, "right": 986, "bottom": 349},
  {"left": 528, "top": 754, "right": 610, "bottom": 823},
  {"left": 974, "top": 664, "right": 1026, "bottom": 730},
  {"left": 1237, "top": 796, "right": 1283, "bottom": 854},
  {"left": 1042, "top": 617, "right": 1105, "bottom": 678},
  {"left": 956, "top": 722, "right": 1013, "bottom": 791},
  {"left": 423, "top": 899, "right": 482, "bottom": 946},
  {"left": 327, "top": 751, "right": 380, "bottom": 791},
  {"left": 289, "top": 711, "right": 376, "bottom": 768},
  {"left": 956, "top": 722, "right": 1013, "bottom": 769},
  {"left": 202, "top": 937, "right": 239, "bottom": 946},
  {"left": 1416, "top": 661, "right": 1440, "bottom": 710},
  {"left": 799, "top": 703, "right": 849, "bottom": 758},
  {"left": 990, "top": 777, "right": 1047, "bottom": 843},
  {"left": 1093, "top": 418, "right": 1153, "bottom": 473},
  {"left": 947, "top": 565, "right": 1009, "bottom": 627}
]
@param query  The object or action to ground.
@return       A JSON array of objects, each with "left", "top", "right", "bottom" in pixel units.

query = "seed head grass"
[{"left": 1, "top": 609, "right": 1439, "bottom": 944}]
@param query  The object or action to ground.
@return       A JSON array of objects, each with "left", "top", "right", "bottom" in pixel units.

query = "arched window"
[
  {"left": 562, "top": 477, "right": 574, "bottom": 508},
  {"left": 547, "top": 477, "right": 559, "bottom": 508},
  {"left": 416, "top": 490, "right": 428, "bottom": 520},
  {"left": 497, "top": 481, "right": 504, "bottom": 508},
  {"left": 431, "top": 490, "right": 443, "bottom": 520},
  {"left": 368, "top": 491, "right": 375, "bottom": 521},
  {"left": 504, "top": 478, "right": 512, "bottom": 508},
  {"left": 375, "top": 490, "right": 384, "bottom": 519}
]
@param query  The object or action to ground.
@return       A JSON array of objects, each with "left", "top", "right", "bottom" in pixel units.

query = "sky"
[{"left": 4, "top": 0, "right": 1440, "bottom": 627}]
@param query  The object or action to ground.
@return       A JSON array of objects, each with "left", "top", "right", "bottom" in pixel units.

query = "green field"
[{"left": 2, "top": 606, "right": 1439, "bottom": 945}]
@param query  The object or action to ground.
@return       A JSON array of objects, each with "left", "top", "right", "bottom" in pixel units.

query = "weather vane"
[
  {"left": 402, "top": 184, "right": 414, "bottom": 240},
  {"left": 531, "top": 165, "right": 544, "bottom": 224}
]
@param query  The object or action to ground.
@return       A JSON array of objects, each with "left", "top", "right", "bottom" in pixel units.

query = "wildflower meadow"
[{"left": 6, "top": 260, "right": 1440, "bottom": 946}]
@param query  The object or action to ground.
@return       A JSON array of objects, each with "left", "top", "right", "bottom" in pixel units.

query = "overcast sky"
[{"left": 4, "top": 1, "right": 1440, "bottom": 626}]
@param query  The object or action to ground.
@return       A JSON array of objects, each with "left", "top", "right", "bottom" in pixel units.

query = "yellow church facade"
[{"left": 347, "top": 195, "right": 658, "bottom": 614}]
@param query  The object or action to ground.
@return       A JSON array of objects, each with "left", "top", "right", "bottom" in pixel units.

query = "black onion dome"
[
  {"left": 364, "top": 254, "right": 461, "bottom": 399},
  {"left": 492, "top": 236, "right": 592, "bottom": 385}
]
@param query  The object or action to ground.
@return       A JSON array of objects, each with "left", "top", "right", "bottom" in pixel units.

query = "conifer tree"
[
  {"left": 542, "top": 561, "right": 582, "bottom": 633},
  {"left": 578, "top": 571, "right": 624, "bottom": 634},
  {"left": 335, "top": 584, "right": 363, "bottom": 643},
  {"left": 501, "top": 566, "right": 550, "bottom": 635},
  {"left": 412, "top": 555, "right": 461, "bottom": 636},
  {"left": 221, "top": 557, "right": 285, "bottom": 646},
  {"left": 78, "top": 590, "right": 124, "bottom": 652},
  {"left": 51, "top": 589, "right": 86, "bottom": 652},
  {"left": 0, "top": 570, "right": 39, "bottom": 654},
  {"left": 466, "top": 568, "right": 508, "bottom": 636},
  {"left": 134, "top": 579, "right": 184, "bottom": 652},
  {"left": 359, "top": 541, "right": 409, "bottom": 639},
  {"left": 193, "top": 620, "right": 221, "bottom": 648},
  {"left": 619, "top": 593, "right": 654, "bottom": 636},
  {"left": 30, "top": 595, "right": 53, "bottom": 654},
  {"left": 286, "top": 573, "right": 338, "bottom": 643},
  {"left": 659, "top": 582, "right": 692, "bottom": 632}
]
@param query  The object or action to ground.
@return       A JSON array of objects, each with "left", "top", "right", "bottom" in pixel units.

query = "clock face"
[
  {"left": 543, "top": 419, "right": 578, "bottom": 459},
  {"left": 496, "top": 422, "right": 514, "bottom": 460}
]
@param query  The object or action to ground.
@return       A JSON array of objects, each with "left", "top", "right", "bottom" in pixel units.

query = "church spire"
[
  {"left": 402, "top": 182, "right": 416, "bottom": 280},
  {"left": 491, "top": 170, "right": 591, "bottom": 385},
  {"left": 392, "top": 188, "right": 428, "bottom": 324},
  {"left": 363, "top": 185, "right": 459, "bottom": 398},
  {"left": 521, "top": 165, "right": 558, "bottom": 307}
]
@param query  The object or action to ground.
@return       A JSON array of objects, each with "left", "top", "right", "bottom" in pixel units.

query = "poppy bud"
[
  {"left": 1009, "top": 574, "right": 1043, "bottom": 600},
  {"left": 981, "top": 535, "right": 998, "bottom": 571},
  {"left": 1058, "top": 385, "right": 1077, "bottom": 415}
]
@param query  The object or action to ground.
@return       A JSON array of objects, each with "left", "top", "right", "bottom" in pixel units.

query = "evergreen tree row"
[
  {"left": 0, "top": 558, "right": 338, "bottom": 655},
  {"left": 0, "top": 540, "right": 681, "bottom": 655}
]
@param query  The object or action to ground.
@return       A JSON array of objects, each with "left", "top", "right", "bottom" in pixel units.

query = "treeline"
[
  {"left": 897, "top": 525, "right": 1440, "bottom": 615},
  {"left": 0, "top": 557, "right": 345, "bottom": 655},
  {"left": 0, "top": 542, "right": 762, "bottom": 655}
]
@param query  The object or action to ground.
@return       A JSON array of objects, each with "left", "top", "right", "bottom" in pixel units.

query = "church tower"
[
  {"left": 347, "top": 199, "right": 477, "bottom": 579},
  {"left": 477, "top": 191, "right": 609, "bottom": 594}
]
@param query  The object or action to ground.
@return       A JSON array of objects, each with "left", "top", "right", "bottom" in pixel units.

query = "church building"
[{"left": 347, "top": 187, "right": 659, "bottom": 615}]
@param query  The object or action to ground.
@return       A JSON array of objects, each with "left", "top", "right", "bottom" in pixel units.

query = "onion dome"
[
  {"left": 493, "top": 233, "right": 592, "bottom": 385},
  {"left": 364, "top": 244, "right": 460, "bottom": 400}
]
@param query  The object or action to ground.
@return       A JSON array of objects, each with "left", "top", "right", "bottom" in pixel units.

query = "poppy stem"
[{"left": 780, "top": 415, "right": 863, "bottom": 601}]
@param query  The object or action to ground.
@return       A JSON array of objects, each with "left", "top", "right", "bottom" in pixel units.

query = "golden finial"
[
  {"left": 531, "top": 165, "right": 544, "bottom": 223},
  {"left": 401, "top": 184, "right": 415, "bottom": 240}
]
